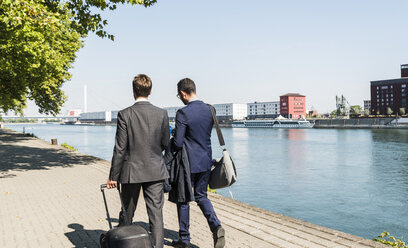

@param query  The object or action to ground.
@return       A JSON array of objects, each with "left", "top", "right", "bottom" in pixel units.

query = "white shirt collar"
[
  {"left": 189, "top": 96, "right": 200, "bottom": 103},
  {"left": 135, "top": 98, "right": 149, "bottom": 103}
]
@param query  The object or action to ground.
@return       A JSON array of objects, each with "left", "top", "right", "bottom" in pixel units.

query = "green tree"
[
  {"left": 1, "top": 0, "right": 82, "bottom": 115},
  {"left": 400, "top": 108, "right": 406, "bottom": 116},
  {"left": 0, "top": 0, "right": 156, "bottom": 115},
  {"left": 350, "top": 105, "right": 362, "bottom": 116},
  {"left": 330, "top": 110, "right": 337, "bottom": 118},
  {"left": 386, "top": 107, "right": 393, "bottom": 116},
  {"left": 364, "top": 109, "right": 370, "bottom": 116}
]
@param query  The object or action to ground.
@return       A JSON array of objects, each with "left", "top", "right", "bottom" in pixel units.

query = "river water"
[{"left": 5, "top": 123, "right": 408, "bottom": 240}]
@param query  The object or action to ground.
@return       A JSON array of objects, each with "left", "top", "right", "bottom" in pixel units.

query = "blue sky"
[{"left": 22, "top": 0, "right": 408, "bottom": 115}]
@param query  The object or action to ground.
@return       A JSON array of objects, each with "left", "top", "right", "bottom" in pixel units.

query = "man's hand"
[{"left": 107, "top": 180, "right": 117, "bottom": 189}]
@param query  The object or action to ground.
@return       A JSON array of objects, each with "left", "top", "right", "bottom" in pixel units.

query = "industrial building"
[
  {"left": 67, "top": 109, "right": 82, "bottom": 117},
  {"left": 212, "top": 103, "right": 247, "bottom": 120},
  {"left": 370, "top": 64, "right": 408, "bottom": 115},
  {"left": 80, "top": 111, "right": 113, "bottom": 123},
  {"left": 247, "top": 101, "right": 280, "bottom": 119},
  {"left": 280, "top": 93, "right": 306, "bottom": 119}
]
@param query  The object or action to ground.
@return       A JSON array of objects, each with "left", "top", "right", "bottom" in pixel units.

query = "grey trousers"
[{"left": 120, "top": 181, "right": 164, "bottom": 248}]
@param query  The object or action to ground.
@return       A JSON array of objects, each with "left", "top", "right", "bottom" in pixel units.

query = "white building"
[
  {"left": 80, "top": 111, "right": 112, "bottom": 122},
  {"left": 111, "top": 111, "right": 119, "bottom": 120},
  {"left": 247, "top": 101, "right": 280, "bottom": 119},
  {"left": 213, "top": 103, "right": 247, "bottom": 120},
  {"left": 364, "top": 100, "right": 371, "bottom": 113}
]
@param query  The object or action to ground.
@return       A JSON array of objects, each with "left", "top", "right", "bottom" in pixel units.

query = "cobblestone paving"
[{"left": 0, "top": 128, "right": 387, "bottom": 248}]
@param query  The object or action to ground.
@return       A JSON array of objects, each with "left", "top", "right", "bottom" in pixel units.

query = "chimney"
[{"left": 402, "top": 64, "right": 408, "bottom": 78}]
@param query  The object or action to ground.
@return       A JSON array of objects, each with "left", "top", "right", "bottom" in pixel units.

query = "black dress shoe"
[
  {"left": 171, "top": 239, "right": 191, "bottom": 248},
  {"left": 213, "top": 226, "right": 225, "bottom": 248}
]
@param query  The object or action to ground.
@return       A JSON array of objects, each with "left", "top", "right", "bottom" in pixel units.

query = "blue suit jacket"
[{"left": 172, "top": 100, "right": 214, "bottom": 173}]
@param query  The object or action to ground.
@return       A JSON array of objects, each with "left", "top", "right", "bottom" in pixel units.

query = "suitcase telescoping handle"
[{"left": 100, "top": 184, "right": 130, "bottom": 229}]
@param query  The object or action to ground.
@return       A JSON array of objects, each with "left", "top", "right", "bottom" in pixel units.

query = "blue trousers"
[{"left": 177, "top": 170, "right": 221, "bottom": 243}]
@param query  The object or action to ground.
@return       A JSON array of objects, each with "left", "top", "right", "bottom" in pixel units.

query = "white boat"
[
  {"left": 232, "top": 119, "right": 314, "bottom": 128},
  {"left": 61, "top": 121, "right": 95, "bottom": 126}
]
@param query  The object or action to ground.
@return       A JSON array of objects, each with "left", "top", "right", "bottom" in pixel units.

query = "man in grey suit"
[{"left": 107, "top": 74, "right": 170, "bottom": 248}]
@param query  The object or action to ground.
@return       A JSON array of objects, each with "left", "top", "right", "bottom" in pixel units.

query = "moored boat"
[{"left": 232, "top": 119, "right": 314, "bottom": 128}]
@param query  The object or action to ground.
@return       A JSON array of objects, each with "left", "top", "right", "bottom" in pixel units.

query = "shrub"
[
  {"left": 373, "top": 232, "right": 407, "bottom": 248},
  {"left": 61, "top": 143, "right": 77, "bottom": 151}
]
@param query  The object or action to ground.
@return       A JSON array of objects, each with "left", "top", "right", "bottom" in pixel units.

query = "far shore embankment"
[
  {"left": 5, "top": 116, "right": 408, "bottom": 129},
  {"left": 312, "top": 117, "right": 408, "bottom": 129}
]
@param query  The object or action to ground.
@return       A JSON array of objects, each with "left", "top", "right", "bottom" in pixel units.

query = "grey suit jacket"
[{"left": 109, "top": 101, "right": 170, "bottom": 183}]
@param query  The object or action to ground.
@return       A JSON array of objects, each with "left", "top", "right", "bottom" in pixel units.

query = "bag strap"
[{"left": 207, "top": 104, "right": 225, "bottom": 147}]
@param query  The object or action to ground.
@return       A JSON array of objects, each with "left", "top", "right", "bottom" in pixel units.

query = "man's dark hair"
[
  {"left": 177, "top": 78, "right": 196, "bottom": 95},
  {"left": 133, "top": 74, "right": 152, "bottom": 97}
]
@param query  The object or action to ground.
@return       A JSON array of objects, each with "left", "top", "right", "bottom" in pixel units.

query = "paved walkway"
[{"left": 0, "top": 128, "right": 387, "bottom": 248}]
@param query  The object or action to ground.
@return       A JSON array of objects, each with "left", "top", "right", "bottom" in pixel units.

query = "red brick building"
[
  {"left": 280, "top": 93, "right": 306, "bottom": 119},
  {"left": 370, "top": 64, "right": 408, "bottom": 115}
]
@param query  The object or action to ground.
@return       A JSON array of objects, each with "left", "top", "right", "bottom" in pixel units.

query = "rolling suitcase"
[{"left": 100, "top": 184, "right": 154, "bottom": 248}]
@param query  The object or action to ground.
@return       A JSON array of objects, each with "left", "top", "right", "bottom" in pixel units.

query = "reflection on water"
[
  {"left": 287, "top": 129, "right": 306, "bottom": 141},
  {"left": 5, "top": 124, "right": 408, "bottom": 240},
  {"left": 286, "top": 129, "right": 307, "bottom": 181}
]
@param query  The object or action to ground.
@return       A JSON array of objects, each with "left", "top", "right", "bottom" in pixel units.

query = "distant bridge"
[{"left": 1, "top": 116, "right": 78, "bottom": 121}]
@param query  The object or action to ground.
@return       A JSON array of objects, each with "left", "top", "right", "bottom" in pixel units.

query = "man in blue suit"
[{"left": 171, "top": 78, "right": 225, "bottom": 248}]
